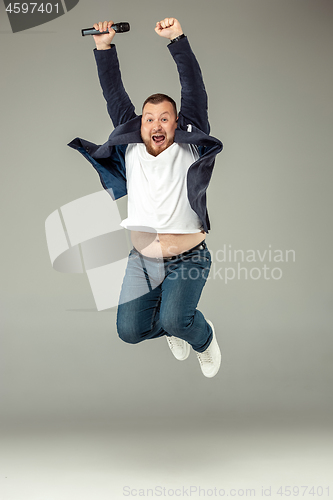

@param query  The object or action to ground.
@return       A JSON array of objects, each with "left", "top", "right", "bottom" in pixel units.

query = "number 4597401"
[{"left": 5, "top": 3, "right": 59, "bottom": 14}]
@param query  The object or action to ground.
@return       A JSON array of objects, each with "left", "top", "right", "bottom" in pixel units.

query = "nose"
[{"left": 152, "top": 121, "right": 163, "bottom": 132}]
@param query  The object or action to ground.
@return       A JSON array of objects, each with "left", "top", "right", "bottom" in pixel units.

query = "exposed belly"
[{"left": 131, "top": 231, "right": 206, "bottom": 258}]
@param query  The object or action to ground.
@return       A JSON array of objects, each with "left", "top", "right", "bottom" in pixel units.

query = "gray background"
[{"left": 1, "top": 0, "right": 332, "bottom": 498}]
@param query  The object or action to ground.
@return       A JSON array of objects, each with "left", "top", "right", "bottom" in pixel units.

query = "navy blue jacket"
[{"left": 68, "top": 36, "right": 223, "bottom": 233}]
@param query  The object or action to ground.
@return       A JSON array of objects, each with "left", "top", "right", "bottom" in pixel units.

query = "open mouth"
[{"left": 152, "top": 134, "right": 165, "bottom": 145}]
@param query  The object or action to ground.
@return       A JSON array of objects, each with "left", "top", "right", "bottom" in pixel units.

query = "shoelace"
[
  {"left": 167, "top": 336, "right": 184, "bottom": 351},
  {"left": 197, "top": 348, "right": 213, "bottom": 365}
]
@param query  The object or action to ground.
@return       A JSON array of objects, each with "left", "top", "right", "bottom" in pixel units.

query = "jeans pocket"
[{"left": 128, "top": 248, "right": 138, "bottom": 259}]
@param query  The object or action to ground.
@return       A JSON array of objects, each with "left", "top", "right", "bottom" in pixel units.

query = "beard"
[{"left": 142, "top": 135, "right": 175, "bottom": 157}]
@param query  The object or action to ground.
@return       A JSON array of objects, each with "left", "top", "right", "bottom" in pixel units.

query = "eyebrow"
[{"left": 144, "top": 111, "right": 171, "bottom": 117}]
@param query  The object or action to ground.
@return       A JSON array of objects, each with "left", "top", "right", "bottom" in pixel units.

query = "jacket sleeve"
[
  {"left": 94, "top": 45, "right": 137, "bottom": 128},
  {"left": 168, "top": 37, "right": 210, "bottom": 135}
]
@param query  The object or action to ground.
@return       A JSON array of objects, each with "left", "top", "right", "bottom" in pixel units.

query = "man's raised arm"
[
  {"left": 92, "top": 20, "right": 137, "bottom": 128},
  {"left": 155, "top": 18, "right": 210, "bottom": 135}
]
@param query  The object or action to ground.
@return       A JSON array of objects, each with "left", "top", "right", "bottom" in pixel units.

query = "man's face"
[{"left": 141, "top": 101, "right": 178, "bottom": 156}]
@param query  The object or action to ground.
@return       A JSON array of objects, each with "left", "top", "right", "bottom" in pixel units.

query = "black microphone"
[{"left": 81, "top": 22, "right": 130, "bottom": 36}]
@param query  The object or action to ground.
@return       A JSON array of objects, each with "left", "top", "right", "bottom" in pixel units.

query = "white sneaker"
[
  {"left": 196, "top": 320, "right": 221, "bottom": 378},
  {"left": 166, "top": 335, "right": 190, "bottom": 361}
]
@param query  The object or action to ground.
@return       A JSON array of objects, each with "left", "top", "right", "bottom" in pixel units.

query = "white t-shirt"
[{"left": 120, "top": 142, "right": 203, "bottom": 233}]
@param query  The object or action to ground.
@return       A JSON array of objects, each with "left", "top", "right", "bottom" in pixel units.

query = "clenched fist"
[{"left": 155, "top": 18, "right": 183, "bottom": 40}]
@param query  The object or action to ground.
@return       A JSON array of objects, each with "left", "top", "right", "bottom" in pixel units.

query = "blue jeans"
[{"left": 116, "top": 241, "right": 213, "bottom": 353}]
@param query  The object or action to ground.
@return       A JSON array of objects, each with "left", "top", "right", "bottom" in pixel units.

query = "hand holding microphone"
[
  {"left": 84, "top": 20, "right": 130, "bottom": 50},
  {"left": 82, "top": 22, "right": 130, "bottom": 36}
]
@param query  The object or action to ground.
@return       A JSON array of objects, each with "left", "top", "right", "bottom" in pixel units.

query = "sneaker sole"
[{"left": 201, "top": 320, "right": 221, "bottom": 378}]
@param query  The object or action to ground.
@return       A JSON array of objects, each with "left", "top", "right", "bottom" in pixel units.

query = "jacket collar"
[{"left": 106, "top": 114, "right": 222, "bottom": 151}]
